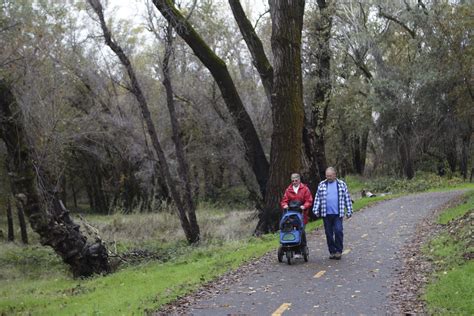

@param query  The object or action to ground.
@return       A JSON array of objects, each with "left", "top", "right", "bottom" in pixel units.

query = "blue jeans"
[{"left": 323, "top": 215, "right": 343, "bottom": 254}]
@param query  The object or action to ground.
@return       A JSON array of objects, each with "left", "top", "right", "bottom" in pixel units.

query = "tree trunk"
[
  {"left": 446, "top": 136, "right": 457, "bottom": 173},
  {"left": 6, "top": 197, "right": 14, "bottom": 241},
  {"left": 255, "top": 0, "right": 306, "bottom": 234},
  {"left": 88, "top": 0, "right": 199, "bottom": 243},
  {"left": 152, "top": 0, "right": 269, "bottom": 199},
  {"left": 161, "top": 21, "right": 200, "bottom": 240},
  {"left": 0, "top": 79, "right": 110, "bottom": 277},
  {"left": 304, "top": 0, "right": 333, "bottom": 192},
  {"left": 16, "top": 200, "right": 28, "bottom": 244},
  {"left": 460, "top": 121, "right": 472, "bottom": 179},
  {"left": 61, "top": 174, "right": 67, "bottom": 208},
  {"left": 351, "top": 129, "right": 369, "bottom": 175},
  {"left": 71, "top": 178, "right": 78, "bottom": 211},
  {"left": 399, "top": 137, "right": 415, "bottom": 179}
]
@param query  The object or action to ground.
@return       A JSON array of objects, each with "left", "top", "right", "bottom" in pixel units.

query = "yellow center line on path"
[
  {"left": 313, "top": 270, "right": 326, "bottom": 278},
  {"left": 272, "top": 303, "right": 291, "bottom": 316},
  {"left": 342, "top": 249, "right": 351, "bottom": 255}
]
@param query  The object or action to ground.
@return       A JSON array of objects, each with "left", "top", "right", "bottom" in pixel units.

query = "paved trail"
[{"left": 181, "top": 191, "right": 463, "bottom": 315}]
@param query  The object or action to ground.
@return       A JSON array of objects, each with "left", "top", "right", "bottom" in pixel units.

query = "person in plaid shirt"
[{"left": 312, "top": 167, "right": 353, "bottom": 260}]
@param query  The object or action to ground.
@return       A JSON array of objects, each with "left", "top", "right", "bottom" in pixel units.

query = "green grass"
[
  {"left": 437, "top": 190, "right": 474, "bottom": 224},
  {"left": 424, "top": 262, "right": 474, "bottom": 315},
  {"left": 0, "top": 173, "right": 471, "bottom": 315},
  {"left": 0, "top": 236, "right": 277, "bottom": 315},
  {"left": 422, "top": 190, "right": 474, "bottom": 315},
  {"left": 344, "top": 175, "right": 365, "bottom": 195}
]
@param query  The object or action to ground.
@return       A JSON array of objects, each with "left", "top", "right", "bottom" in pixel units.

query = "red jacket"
[{"left": 280, "top": 183, "right": 313, "bottom": 224}]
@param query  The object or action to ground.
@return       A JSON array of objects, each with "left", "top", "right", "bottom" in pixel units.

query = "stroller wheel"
[
  {"left": 286, "top": 251, "right": 291, "bottom": 265},
  {"left": 277, "top": 246, "right": 283, "bottom": 262},
  {"left": 303, "top": 246, "right": 309, "bottom": 262}
]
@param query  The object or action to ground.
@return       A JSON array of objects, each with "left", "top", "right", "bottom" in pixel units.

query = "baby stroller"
[{"left": 277, "top": 201, "right": 309, "bottom": 264}]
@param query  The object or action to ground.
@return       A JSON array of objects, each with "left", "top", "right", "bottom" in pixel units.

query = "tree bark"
[
  {"left": 303, "top": 0, "right": 333, "bottom": 192},
  {"left": 71, "top": 179, "right": 78, "bottom": 211},
  {"left": 88, "top": 0, "right": 199, "bottom": 243},
  {"left": 255, "top": 0, "right": 306, "bottom": 234},
  {"left": 399, "top": 136, "right": 415, "bottom": 179},
  {"left": 0, "top": 79, "right": 110, "bottom": 277},
  {"left": 16, "top": 200, "right": 28, "bottom": 244},
  {"left": 445, "top": 136, "right": 457, "bottom": 173},
  {"left": 6, "top": 197, "right": 14, "bottom": 241},
  {"left": 460, "top": 120, "right": 472, "bottom": 179},
  {"left": 152, "top": 0, "right": 269, "bottom": 199},
  {"left": 351, "top": 129, "right": 369, "bottom": 175},
  {"left": 161, "top": 21, "right": 200, "bottom": 240}
]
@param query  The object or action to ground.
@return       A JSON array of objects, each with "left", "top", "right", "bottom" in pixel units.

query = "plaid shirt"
[{"left": 312, "top": 179, "right": 353, "bottom": 218}]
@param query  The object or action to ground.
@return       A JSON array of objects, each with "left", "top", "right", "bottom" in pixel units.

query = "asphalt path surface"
[{"left": 182, "top": 191, "right": 463, "bottom": 315}]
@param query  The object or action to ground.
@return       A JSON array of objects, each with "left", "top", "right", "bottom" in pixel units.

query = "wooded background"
[{"left": 0, "top": 0, "right": 472, "bottom": 276}]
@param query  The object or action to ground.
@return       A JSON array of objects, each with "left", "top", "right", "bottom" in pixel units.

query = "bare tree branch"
[
  {"left": 228, "top": 0, "right": 273, "bottom": 104},
  {"left": 378, "top": 6, "right": 416, "bottom": 39}
]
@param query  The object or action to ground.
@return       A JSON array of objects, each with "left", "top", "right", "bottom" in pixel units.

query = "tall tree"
[
  {"left": 88, "top": 0, "right": 200, "bottom": 243},
  {"left": 0, "top": 79, "right": 110, "bottom": 277},
  {"left": 256, "top": 0, "right": 306, "bottom": 233}
]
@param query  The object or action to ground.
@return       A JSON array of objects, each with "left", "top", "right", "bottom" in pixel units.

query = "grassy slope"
[
  {"left": 423, "top": 190, "right": 474, "bottom": 315},
  {"left": 0, "top": 178, "right": 472, "bottom": 314}
]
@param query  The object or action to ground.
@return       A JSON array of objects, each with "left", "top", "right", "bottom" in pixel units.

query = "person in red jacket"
[{"left": 281, "top": 173, "right": 313, "bottom": 225}]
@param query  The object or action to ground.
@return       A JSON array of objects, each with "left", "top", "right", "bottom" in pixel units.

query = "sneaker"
[
  {"left": 334, "top": 253, "right": 342, "bottom": 260},
  {"left": 329, "top": 253, "right": 336, "bottom": 259}
]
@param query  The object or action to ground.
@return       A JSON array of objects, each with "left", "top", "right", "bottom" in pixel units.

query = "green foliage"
[
  {"left": 365, "top": 173, "right": 466, "bottom": 193},
  {"left": 199, "top": 185, "right": 254, "bottom": 209},
  {"left": 344, "top": 175, "right": 366, "bottom": 195},
  {"left": 424, "top": 233, "right": 468, "bottom": 268},
  {"left": 437, "top": 190, "right": 474, "bottom": 225}
]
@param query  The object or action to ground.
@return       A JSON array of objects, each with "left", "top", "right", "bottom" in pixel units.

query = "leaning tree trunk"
[
  {"left": 161, "top": 21, "right": 200, "bottom": 240},
  {"left": 228, "top": 0, "right": 273, "bottom": 105},
  {"left": 152, "top": 0, "right": 269, "bottom": 199},
  {"left": 255, "top": 0, "right": 306, "bottom": 234},
  {"left": 88, "top": 0, "right": 199, "bottom": 243},
  {"left": 0, "top": 79, "right": 110, "bottom": 277}
]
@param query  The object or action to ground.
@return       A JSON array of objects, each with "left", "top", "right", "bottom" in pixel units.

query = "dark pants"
[{"left": 323, "top": 215, "right": 343, "bottom": 254}]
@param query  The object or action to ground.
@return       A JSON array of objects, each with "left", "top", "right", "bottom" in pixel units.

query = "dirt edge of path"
[{"left": 389, "top": 193, "right": 466, "bottom": 314}]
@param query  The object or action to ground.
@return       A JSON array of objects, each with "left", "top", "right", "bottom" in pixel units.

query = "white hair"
[{"left": 290, "top": 173, "right": 301, "bottom": 180}]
